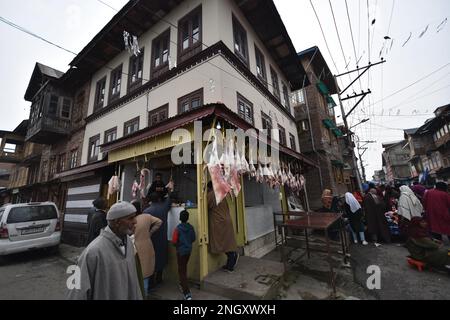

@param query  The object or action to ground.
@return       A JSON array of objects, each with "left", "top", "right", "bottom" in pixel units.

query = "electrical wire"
[
  {"left": 387, "top": 0, "right": 396, "bottom": 36},
  {"left": 0, "top": 15, "right": 77, "bottom": 55},
  {"left": 95, "top": 0, "right": 118, "bottom": 12}
]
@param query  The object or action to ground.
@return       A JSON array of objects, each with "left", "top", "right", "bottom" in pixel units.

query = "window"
[
  {"left": 152, "top": 30, "right": 170, "bottom": 78},
  {"left": 290, "top": 133, "right": 297, "bottom": 151},
  {"left": 149, "top": 104, "right": 169, "bottom": 127},
  {"left": 124, "top": 117, "right": 140, "bottom": 136},
  {"left": 74, "top": 91, "right": 85, "bottom": 123},
  {"left": 282, "top": 84, "right": 291, "bottom": 112},
  {"left": 88, "top": 135, "right": 100, "bottom": 163},
  {"left": 94, "top": 77, "right": 106, "bottom": 111},
  {"left": 261, "top": 111, "right": 273, "bottom": 137},
  {"left": 255, "top": 45, "right": 267, "bottom": 85},
  {"left": 278, "top": 125, "right": 287, "bottom": 146},
  {"left": 104, "top": 127, "right": 117, "bottom": 144},
  {"left": 299, "top": 120, "right": 309, "bottom": 132},
  {"left": 58, "top": 153, "right": 66, "bottom": 173},
  {"left": 237, "top": 93, "right": 254, "bottom": 125},
  {"left": 178, "top": 6, "right": 202, "bottom": 62},
  {"left": 109, "top": 65, "right": 122, "bottom": 102},
  {"left": 128, "top": 48, "right": 144, "bottom": 91},
  {"left": 178, "top": 88, "right": 204, "bottom": 114},
  {"left": 49, "top": 156, "right": 57, "bottom": 175},
  {"left": 270, "top": 67, "right": 280, "bottom": 100},
  {"left": 233, "top": 16, "right": 248, "bottom": 65},
  {"left": 61, "top": 98, "right": 72, "bottom": 119},
  {"left": 69, "top": 149, "right": 78, "bottom": 169},
  {"left": 49, "top": 95, "right": 59, "bottom": 116},
  {"left": 40, "top": 161, "right": 48, "bottom": 181},
  {"left": 292, "top": 89, "right": 305, "bottom": 105}
]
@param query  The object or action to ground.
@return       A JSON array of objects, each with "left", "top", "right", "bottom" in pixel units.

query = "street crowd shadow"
[{"left": 0, "top": 246, "right": 59, "bottom": 267}]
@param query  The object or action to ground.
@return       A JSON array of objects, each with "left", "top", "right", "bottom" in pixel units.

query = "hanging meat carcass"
[
  {"left": 208, "top": 137, "right": 232, "bottom": 205},
  {"left": 228, "top": 139, "right": 241, "bottom": 197},
  {"left": 248, "top": 151, "right": 257, "bottom": 178}
]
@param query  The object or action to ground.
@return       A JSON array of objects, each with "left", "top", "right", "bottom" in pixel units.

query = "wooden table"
[{"left": 274, "top": 211, "right": 349, "bottom": 296}]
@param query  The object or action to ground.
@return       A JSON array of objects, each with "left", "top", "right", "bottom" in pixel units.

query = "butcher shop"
[{"left": 99, "top": 103, "right": 317, "bottom": 283}]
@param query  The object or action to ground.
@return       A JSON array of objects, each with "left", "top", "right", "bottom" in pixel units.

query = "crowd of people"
[
  {"left": 320, "top": 181, "right": 450, "bottom": 273},
  {"left": 67, "top": 174, "right": 239, "bottom": 301}
]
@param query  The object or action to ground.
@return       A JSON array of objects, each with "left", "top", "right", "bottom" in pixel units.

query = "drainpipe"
[{"left": 304, "top": 90, "right": 324, "bottom": 192}]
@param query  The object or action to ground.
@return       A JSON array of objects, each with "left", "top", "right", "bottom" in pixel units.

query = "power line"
[
  {"left": 387, "top": 0, "right": 396, "bottom": 36},
  {"left": 95, "top": 0, "right": 118, "bottom": 12},
  {"left": 371, "top": 62, "right": 450, "bottom": 107},
  {"left": 0, "top": 15, "right": 77, "bottom": 55},
  {"left": 309, "top": 0, "right": 340, "bottom": 75}
]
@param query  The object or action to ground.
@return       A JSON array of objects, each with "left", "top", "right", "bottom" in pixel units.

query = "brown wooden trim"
[
  {"left": 177, "top": 5, "right": 202, "bottom": 64},
  {"left": 254, "top": 44, "right": 267, "bottom": 87},
  {"left": 85, "top": 41, "right": 296, "bottom": 124},
  {"left": 108, "top": 64, "right": 123, "bottom": 103},
  {"left": 127, "top": 47, "right": 144, "bottom": 94},
  {"left": 270, "top": 66, "right": 280, "bottom": 101},
  {"left": 177, "top": 88, "right": 204, "bottom": 114},
  {"left": 148, "top": 104, "right": 169, "bottom": 127},
  {"left": 151, "top": 28, "right": 170, "bottom": 79},
  {"left": 94, "top": 76, "right": 107, "bottom": 112},
  {"left": 278, "top": 124, "right": 287, "bottom": 146},
  {"left": 232, "top": 14, "right": 249, "bottom": 67},
  {"left": 87, "top": 134, "right": 100, "bottom": 163},
  {"left": 123, "top": 116, "right": 140, "bottom": 136},
  {"left": 236, "top": 92, "right": 254, "bottom": 125},
  {"left": 104, "top": 126, "right": 117, "bottom": 144}
]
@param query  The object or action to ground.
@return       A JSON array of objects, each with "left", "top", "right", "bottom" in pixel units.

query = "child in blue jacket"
[{"left": 171, "top": 210, "right": 196, "bottom": 300}]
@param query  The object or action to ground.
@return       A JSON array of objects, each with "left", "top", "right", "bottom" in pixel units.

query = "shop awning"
[
  {"left": 101, "top": 104, "right": 319, "bottom": 168},
  {"left": 322, "top": 119, "right": 335, "bottom": 129},
  {"left": 327, "top": 96, "right": 337, "bottom": 107},
  {"left": 316, "top": 81, "right": 330, "bottom": 96},
  {"left": 332, "top": 128, "right": 343, "bottom": 137}
]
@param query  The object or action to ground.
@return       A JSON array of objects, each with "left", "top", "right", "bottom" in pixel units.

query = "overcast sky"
[{"left": 1, "top": 0, "right": 449, "bottom": 179}]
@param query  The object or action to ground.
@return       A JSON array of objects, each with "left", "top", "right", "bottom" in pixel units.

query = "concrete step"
[{"left": 201, "top": 256, "right": 284, "bottom": 300}]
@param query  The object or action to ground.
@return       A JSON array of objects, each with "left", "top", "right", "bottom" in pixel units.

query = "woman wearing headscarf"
[
  {"left": 398, "top": 186, "right": 423, "bottom": 236},
  {"left": 344, "top": 192, "right": 368, "bottom": 245},
  {"left": 405, "top": 217, "right": 450, "bottom": 271},
  {"left": 363, "top": 188, "right": 392, "bottom": 245}
]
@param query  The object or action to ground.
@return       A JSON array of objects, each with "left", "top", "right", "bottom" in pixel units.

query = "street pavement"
[{"left": 0, "top": 242, "right": 448, "bottom": 300}]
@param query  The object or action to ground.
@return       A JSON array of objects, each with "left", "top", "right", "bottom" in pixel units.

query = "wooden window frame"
[
  {"left": 178, "top": 5, "right": 202, "bottom": 63},
  {"left": 270, "top": 66, "right": 280, "bottom": 101},
  {"left": 148, "top": 104, "right": 169, "bottom": 127},
  {"left": 94, "top": 77, "right": 107, "bottom": 111},
  {"left": 278, "top": 125, "right": 287, "bottom": 146},
  {"left": 254, "top": 45, "right": 267, "bottom": 86},
  {"left": 177, "top": 88, "right": 204, "bottom": 114},
  {"left": 61, "top": 98, "right": 72, "bottom": 119},
  {"left": 289, "top": 133, "right": 297, "bottom": 151},
  {"left": 109, "top": 64, "right": 123, "bottom": 103},
  {"left": 237, "top": 92, "right": 254, "bottom": 125},
  {"left": 232, "top": 15, "right": 249, "bottom": 66},
  {"left": 58, "top": 153, "right": 66, "bottom": 173},
  {"left": 128, "top": 48, "right": 145, "bottom": 92},
  {"left": 151, "top": 29, "right": 170, "bottom": 79},
  {"left": 48, "top": 95, "right": 59, "bottom": 117},
  {"left": 88, "top": 134, "right": 100, "bottom": 163},
  {"left": 261, "top": 111, "right": 273, "bottom": 138},
  {"left": 69, "top": 149, "right": 78, "bottom": 169},
  {"left": 282, "top": 83, "right": 291, "bottom": 112},
  {"left": 123, "top": 117, "right": 140, "bottom": 137},
  {"left": 104, "top": 127, "right": 118, "bottom": 144}
]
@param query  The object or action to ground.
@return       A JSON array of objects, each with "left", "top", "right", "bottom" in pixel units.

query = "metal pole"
[{"left": 334, "top": 75, "right": 364, "bottom": 192}]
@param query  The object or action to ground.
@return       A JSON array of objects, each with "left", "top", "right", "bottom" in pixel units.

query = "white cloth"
[
  {"left": 398, "top": 185, "right": 423, "bottom": 221},
  {"left": 345, "top": 192, "right": 361, "bottom": 213}
]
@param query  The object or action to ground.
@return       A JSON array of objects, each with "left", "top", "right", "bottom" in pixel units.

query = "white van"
[{"left": 0, "top": 202, "right": 61, "bottom": 256}]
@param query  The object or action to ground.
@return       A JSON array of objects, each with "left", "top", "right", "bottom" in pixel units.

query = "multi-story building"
[
  {"left": 382, "top": 140, "right": 411, "bottom": 185},
  {"left": 10, "top": 0, "right": 316, "bottom": 283},
  {"left": 292, "top": 46, "right": 347, "bottom": 209},
  {"left": 405, "top": 104, "right": 450, "bottom": 184}
]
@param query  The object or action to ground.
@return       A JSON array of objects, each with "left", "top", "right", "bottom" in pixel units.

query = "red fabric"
[
  {"left": 171, "top": 227, "right": 179, "bottom": 245},
  {"left": 423, "top": 189, "right": 450, "bottom": 235}
]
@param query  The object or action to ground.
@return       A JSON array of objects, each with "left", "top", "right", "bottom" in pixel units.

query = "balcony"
[
  {"left": 0, "top": 132, "right": 25, "bottom": 163},
  {"left": 0, "top": 148, "right": 24, "bottom": 163},
  {"left": 25, "top": 117, "right": 71, "bottom": 144}
]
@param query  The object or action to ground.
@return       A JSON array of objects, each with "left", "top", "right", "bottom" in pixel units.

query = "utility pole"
[
  {"left": 334, "top": 60, "right": 386, "bottom": 192},
  {"left": 357, "top": 139, "right": 376, "bottom": 182}
]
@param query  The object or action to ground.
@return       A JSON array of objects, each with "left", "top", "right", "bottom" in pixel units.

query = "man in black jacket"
[{"left": 86, "top": 197, "right": 108, "bottom": 245}]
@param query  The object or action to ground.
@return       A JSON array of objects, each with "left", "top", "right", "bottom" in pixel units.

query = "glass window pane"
[{"left": 191, "top": 98, "right": 200, "bottom": 109}]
